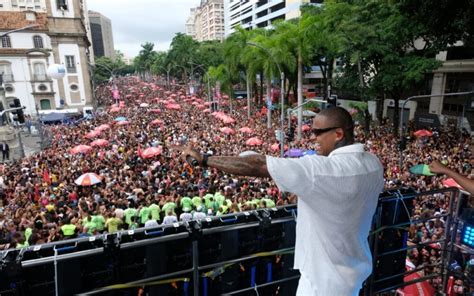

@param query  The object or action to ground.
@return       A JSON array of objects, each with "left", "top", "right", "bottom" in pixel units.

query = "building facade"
[
  {"left": 88, "top": 10, "right": 115, "bottom": 59},
  {"left": 224, "top": 0, "right": 321, "bottom": 36},
  {"left": 187, "top": 0, "right": 225, "bottom": 42},
  {"left": 0, "top": 0, "right": 93, "bottom": 115}
]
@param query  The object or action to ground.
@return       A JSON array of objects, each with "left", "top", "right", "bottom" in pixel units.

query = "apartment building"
[
  {"left": 88, "top": 10, "right": 115, "bottom": 59},
  {"left": 186, "top": 0, "right": 225, "bottom": 42}
]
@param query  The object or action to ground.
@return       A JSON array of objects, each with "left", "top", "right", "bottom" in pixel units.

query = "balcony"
[
  {"left": 33, "top": 74, "right": 48, "bottom": 81},
  {"left": 2, "top": 74, "right": 14, "bottom": 82}
]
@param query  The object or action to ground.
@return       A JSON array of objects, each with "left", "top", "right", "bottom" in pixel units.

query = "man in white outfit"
[{"left": 182, "top": 107, "right": 384, "bottom": 295}]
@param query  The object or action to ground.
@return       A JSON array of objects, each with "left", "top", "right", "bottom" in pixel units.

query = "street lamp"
[
  {"left": 247, "top": 41, "right": 285, "bottom": 157},
  {"left": 188, "top": 62, "right": 212, "bottom": 103},
  {"left": 398, "top": 90, "right": 474, "bottom": 169}
]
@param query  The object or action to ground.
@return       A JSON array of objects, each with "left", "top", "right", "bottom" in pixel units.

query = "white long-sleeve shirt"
[{"left": 267, "top": 143, "right": 384, "bottom": 296}]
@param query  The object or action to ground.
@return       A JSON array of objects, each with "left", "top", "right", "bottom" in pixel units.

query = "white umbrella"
[{"left": 75, "top": 173, "right": 102, "bottom": 186}]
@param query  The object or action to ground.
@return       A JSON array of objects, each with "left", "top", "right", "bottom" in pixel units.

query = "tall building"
[
  {"left": 0, "top": 0, "right": 93, "bottom": 115},
  {"left": 88, "top": 10, "right": 115, "bottom": 59},
  {"left": 224, "top": 0, "right": 322, "bottom": 36},
  {"left": 185, "top": 7, "right": 197, "bottom": 40},
  {"left": 186, "top": 0, "right": 225, "bottom": 42}
]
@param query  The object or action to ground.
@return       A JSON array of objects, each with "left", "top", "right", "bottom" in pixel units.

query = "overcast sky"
[{"left": 87, "top": 0, "right": 199, "bottom": 58}]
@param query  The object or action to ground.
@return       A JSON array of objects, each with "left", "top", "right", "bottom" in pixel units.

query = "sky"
[{"left": 87, "top": 0, "right": 199, "bottom": 58}]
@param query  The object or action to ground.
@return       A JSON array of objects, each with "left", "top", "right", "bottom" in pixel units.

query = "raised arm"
[
  {"left": 182, "top": 148, "right": 270, "bottom": 178},
  {"left": 430, "top": 160, "right": 474, "bottom": 195}
]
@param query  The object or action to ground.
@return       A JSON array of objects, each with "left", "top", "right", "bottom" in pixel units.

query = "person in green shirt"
[
  {"left": 149, "top": 203, "right": 161, "bottom": 221},
  {"left": 203, "top": 193, "right": 214, "bottom": 209},
  {"left": 191, "top": 196, "right": 203, "bottom": 209},
  {"left": 139, "top": 203, "right": 151, "bottom": 225},
  {"left": 105, "top": 213, "right": 122, "bottom": 233},
  {"left": 161, "top": 200, "right": 176, "bottom": 215},
  {"left": 84, "top": 220, "right": 97, "bottom": 235},
  {"left": 91, "top": 214, "right": 106, "bottom": 232},
  {"left": 214, "top": 190, "right": 226, "bottom": 207},
  {"left": 61, "top": 218, "right": 77, "bottom": 237},
  {"left": 180, "top": 196, "right": 193, "bottom": 212},
  {"left": 124, "top": 205, "right": 138, "bottom": 227},
  {"left": 129, "top": 216, "right": 139, "bottom": 230},
  {"left": 261, "top": 198, "right": 276, "bottom": 208}
]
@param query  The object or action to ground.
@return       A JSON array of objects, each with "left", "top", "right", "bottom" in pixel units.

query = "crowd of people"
[{"left": 0, "top": 76, "right": 472, "bottom": 293}]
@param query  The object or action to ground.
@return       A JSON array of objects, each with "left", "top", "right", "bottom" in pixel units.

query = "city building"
[
  {"left": 0, "top": 0, "right": 47, "bottom": 12},
  {"left": 0, "top": 0, "right": 93, "bottom": 115},
  {"left": 186, "top": 0, "right": 225, "bottom": 42},
  {"left": 185, "top": 7, "right": 197, "bottom": 40},
  {"left": 88, "top": 10, "right": 115, "bottom": 59},
  {"left": 223, "top": 0, "right": 322, "bottom": 36}
]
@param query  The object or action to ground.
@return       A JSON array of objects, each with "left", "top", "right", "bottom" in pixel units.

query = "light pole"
[
  {"left": 398, "top": 90, "right": 474, "bottom": 169},
  {"left": 188, "top": 62, "right": 212, "bottom": 103},
  {"left": 247, "top": 42, "right": 285, "bottom": 157}
]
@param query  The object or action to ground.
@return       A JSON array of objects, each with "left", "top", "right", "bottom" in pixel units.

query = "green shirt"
[
  {"left": 162, "top": 202, "right": 176, "bottom": 214},
  {"left": 139, "top": 207, "right": 151, "bottom": 224},
  {"left": 214, "top": 193, "right": 225, "bottom": 207},
  {"left": 191, "top": 196, "right": 202, "bottom": 208},
  {"left": 124, "top": 208, "right": 138, "bottom": 225},
  {"left": 25, "top": 227, "right": 33, "bottom": 242},
  {"left": 106, "top": 217, "right": 122, "bottom": 233},
  {"left": 61, "top": 224, "right": 76, "bottom": 236},
  {"left": 203, "top": 194, "right": 214, "bottom": 209},
  {"left": 84, "top": 221, "right": 97, "bottom": 235},
  {"left": 92, "top": 215, "right": 106, "bottom": 231},
  {"left": 149, "top": 204, "right": 161, "bottom": 221},
  {"left": 181, "top": 197, "right": 193, "bottom": 211},
  {"left": 262, "top": 198, "right": 276, "bottom": 208}
]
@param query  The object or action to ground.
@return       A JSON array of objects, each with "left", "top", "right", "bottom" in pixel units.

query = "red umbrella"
[
  {"left": 84, "top": 130, "right": 101, "bottom": 139},
  {"left": 150, "top": 119, "right": 164, "bottom": 125},
  {"left": 90, "top": 139, "right": 109, "bottom": 147},
  {"left": 70, "top": 145, "right": 92, "bottom": 155},
  {"left": 302, "top": 124, "right": 311, "bottom": 132},
  {"left": 219, "top": 127, "right": 235, "bottom": 135},
  {"left": 442, "top": 178, "right": 464, "bottom": 190},
  {"left": 239, "top": 127, "right": 254, "bottom": 134},
  {"left": 246, "top": 137, "right": 263, "bottom": 146},
  {"left": 414, "top": 129, "right": 433, "bottom": 137},
  {"left": 141, "top": 146, "right": 163, "bottom": 158}
]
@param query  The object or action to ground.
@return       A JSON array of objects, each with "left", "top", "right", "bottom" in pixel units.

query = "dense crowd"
[{"left": 0, "top": 76, "right": 472, "bottom": 292}]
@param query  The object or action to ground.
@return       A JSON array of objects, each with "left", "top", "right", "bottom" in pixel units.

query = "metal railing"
[{"left": 0, "top": 188, "right": 471, "bottom": 295}]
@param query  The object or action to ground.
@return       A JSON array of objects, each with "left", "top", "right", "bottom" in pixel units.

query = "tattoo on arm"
[{"left": 207, "top": 155, "right": 270, "bottom": 178}]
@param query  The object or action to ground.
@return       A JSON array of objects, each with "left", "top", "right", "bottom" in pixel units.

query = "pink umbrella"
[
  {"left": 166, "top": 104, "right": 181, "bottom": 110},
  {"left": 442, "top": 178, "right": 464, "bottom": 190},
  {"left": 84, "top": 130, "right": 101, "bottom": 139},
  {"left": 302, "top": 124, "right": 311, "bottom": 132},
  {"left": 414, "top": 129, "right": 433, "bottom": 137},
  {"left": 141, "top": 146, "right": 163, "bottom": 159},
  {"left": 191, "top": 102, "right": 199, "bottom": 105},
  {"left": 270, "top": 143, "right": 288, "bottom": 151},
  {"left": 203, "top": 109, "right": 211, "bottom": 113},
  {"left": 222, "top": 116, "right": 235, "bottom": 124},
  {"left": 150, "top": 119, "right": 164, "bottom": 125},
  {"left": 246, "top": 137, "right": 263, "bottom": 146},
  {"left": 90, "top": 139, "right": 109, "bottom": 147},
  {"left": 116, "top": 120, "right": 130, "bottom": 126},
  {"left": 110, "top": 106, "right": 121, "bottom": 113},
  {"left": 219, "top": 127, "right": 235, "bottom": 135},
  {"left": 239, "top": 127, "right": 254, "bottom": 134},
  {"left": 70, "top": 145, "right": 92, "bottom": 155},
  {"left": 95, "top": 124, "right": 110, "bottom": 131},
  {"left": 196, "top": 104, "right": 206, "bottom": 109}
]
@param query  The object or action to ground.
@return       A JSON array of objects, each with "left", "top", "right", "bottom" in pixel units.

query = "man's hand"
[
  {"left": 181, "top": 147, "right": 203, "bottom": 166},
  {"left": 429, "top": 160, "right": 448, "bottom": 175}
]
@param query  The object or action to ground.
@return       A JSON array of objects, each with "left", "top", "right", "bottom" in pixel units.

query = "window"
[
  {"left": 1, "top": 36, "right": 11, "bottom": 48},
  {"left": 70, "top": 84, "right": 79, "bottom": 91},
  {"left": 56, "top": 0, "right": 67, "bottom": 10},
  {"left": 40, "top": 99, "right": 51, "bottom": 110},
  {"left": 38, "top": 84, "right": 48, "bottom": 91},
  {"left": 0, "top": 63, "right": 13, "bottom": 82},
  {"left": 33, "top": 35, "right": 43, "bottom": 48},
  {"left": 65, "top": 55, "right": 76, "bottom": 73},
  {"left": 33, "top": 63, "right": 47, "bottom": 80}
]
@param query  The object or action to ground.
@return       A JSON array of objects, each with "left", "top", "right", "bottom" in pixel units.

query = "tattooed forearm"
[{"left": 207, "top": 155, "right": 270, "bottom": 178}]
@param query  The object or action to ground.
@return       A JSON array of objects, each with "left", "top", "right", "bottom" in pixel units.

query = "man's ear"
[{"left": 335, "top": 128, "right": 345, "bottom": 142}]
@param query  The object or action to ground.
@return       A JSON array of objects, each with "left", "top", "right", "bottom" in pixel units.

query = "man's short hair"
[{"left": 318, "top": 107, "right": 354, "bottom": 142}]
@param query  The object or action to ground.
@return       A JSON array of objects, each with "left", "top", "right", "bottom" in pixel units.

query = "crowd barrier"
[{"left": 0, "top": 188, "right": 469, "bottom": 295}]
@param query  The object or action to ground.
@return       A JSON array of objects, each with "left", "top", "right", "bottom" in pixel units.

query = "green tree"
[{"left": 134, "top": 42, "right": 157, "bottom": 80}]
